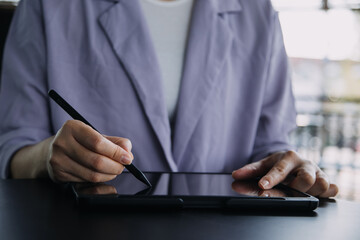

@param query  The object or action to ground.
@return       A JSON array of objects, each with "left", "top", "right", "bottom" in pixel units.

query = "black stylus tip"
[
  {"left": 137, "top": 171, "right": 152, "bottom": 187},
  {"left": 125, "top": 164, "right": 152, "bottom": 187},
  {"left": 142, "top": 174, "right": 152, "bottom": 188}
]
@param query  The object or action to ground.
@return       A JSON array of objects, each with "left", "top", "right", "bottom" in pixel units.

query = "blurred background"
[
  {"left": 0, "top": 0, "right": 360, "bottom": 200},
  {"left": 272, "top": 0, "right": 360, "bottom": 201}
]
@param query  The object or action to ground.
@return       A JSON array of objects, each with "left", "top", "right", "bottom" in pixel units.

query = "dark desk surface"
[{"left": 0, "top": 179, "right": 360, "bottom": 240}]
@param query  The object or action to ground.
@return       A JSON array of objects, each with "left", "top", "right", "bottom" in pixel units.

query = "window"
[{"left": 272, "top": 0, "right": 360, "bottom": 200}]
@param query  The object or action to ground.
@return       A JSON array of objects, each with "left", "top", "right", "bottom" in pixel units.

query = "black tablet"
[{"left": 72, "top": 172, "right": 319, "bottom": 211}]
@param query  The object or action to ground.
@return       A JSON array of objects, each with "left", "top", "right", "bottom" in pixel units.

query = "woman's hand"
[
  {"left": 47, "top": 120, "right": 133, "bottom": 183},
  {"left": 232, "top": 151, "right": 338, "bottom": 198}
]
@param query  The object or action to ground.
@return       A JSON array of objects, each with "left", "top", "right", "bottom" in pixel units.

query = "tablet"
[{"left": 72, "top": 172, "right": 319, "bottom": 211}]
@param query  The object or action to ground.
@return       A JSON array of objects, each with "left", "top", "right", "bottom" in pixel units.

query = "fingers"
[
  {"left": 287, "top": 161, "right": 317, "bottom": 192},
  {"left": 306, "top": 170, "right": 330, "bottom": 196},
  {"left": 49, "top": 120, "right": 132, "bottom": 182},
  {"left": 66, "top": 136, "right": 126, "bottom": 175},
  {"left": 105, "top": 136, "right": 133, "bottom": 153},
  {"left": 50, "top": 169, "right": 84, "bottom": 183},
  {"left": 319, "top": 184, "right": 339, "bottom": 198},
  {"left": 258, "top": 151, "right": 300, "bottom": 189},
  {"left": 306, "top": 170, "right": 339, "bottom": 197},
  {"left": 50, "top": 153, "right": 118, "bottom": 182},
  {"left": 69, "top": 121, "right": 133, "bottom": 165},
  {"left": 232, "top": 151, "right": 339, "bottom": 198}
]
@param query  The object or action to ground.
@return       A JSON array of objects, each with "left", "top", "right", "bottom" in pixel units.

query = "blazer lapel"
[
  {"left": 172, "top": 0, "right": 242, "bottom": 165},
  {"left": 98, "top": 0, "right": 177, "bottom": 171}
]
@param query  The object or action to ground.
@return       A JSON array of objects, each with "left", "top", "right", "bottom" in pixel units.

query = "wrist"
[
  {"left": 34, "top": 136, "right": 54, "bottom": 178},
  {"left": 10, "top": 136, "right": 54, "bottom": 179}
]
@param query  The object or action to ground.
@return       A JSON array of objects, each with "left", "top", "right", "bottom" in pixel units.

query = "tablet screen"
[{"left": 74, "top": 172, "right": 311, "bottom": 198}]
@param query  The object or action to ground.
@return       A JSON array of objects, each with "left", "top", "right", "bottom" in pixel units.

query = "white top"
[{"left": 139, "top": 0, "right": 194, "bottom": 122}]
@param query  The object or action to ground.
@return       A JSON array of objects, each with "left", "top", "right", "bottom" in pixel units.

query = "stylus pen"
[{"left": 48, "top": 89, "right": 152, "bottom": 187}]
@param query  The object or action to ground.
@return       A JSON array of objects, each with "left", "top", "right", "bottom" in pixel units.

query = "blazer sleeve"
[
  {"left": 249, "top": 10, "right": 297, "bottom": 163},
  {"left": 0, "top": 0, "right": 52, "bottom": 178}
]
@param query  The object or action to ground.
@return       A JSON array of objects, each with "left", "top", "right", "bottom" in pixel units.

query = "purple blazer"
[{"left": 0, "top": 0, "right": 297, "bottom": 178}]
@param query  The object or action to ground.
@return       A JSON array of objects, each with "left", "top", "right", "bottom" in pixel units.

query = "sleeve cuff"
[{"left": 0, "top": 128, "right": 51, "bottom": 179}]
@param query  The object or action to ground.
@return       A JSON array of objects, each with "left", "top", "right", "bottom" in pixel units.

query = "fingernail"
[
  {"left": 260, "top": 180, "right": 269, "bottom": 189},
  {"left": 121, "top": 155, "right": 132, "bottom": 165},
  {"left": 124, "top": 139, "right": 132, "bottom": 152}
]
